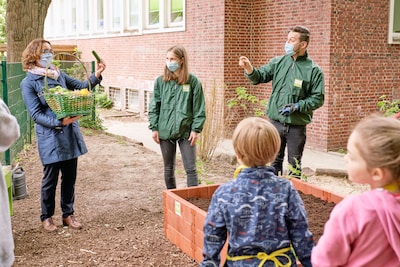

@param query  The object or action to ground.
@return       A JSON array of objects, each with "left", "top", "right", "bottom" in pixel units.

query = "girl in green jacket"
[{"left": 148, "top": 45, "right": 206, "bottom": 189}]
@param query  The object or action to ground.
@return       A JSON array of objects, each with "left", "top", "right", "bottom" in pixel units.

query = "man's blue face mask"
[{"left": 284, "top": 42, "right": 295, "bottom": 55}]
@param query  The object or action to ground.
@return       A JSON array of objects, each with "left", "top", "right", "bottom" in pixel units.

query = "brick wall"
[
  {"left": 53, "top": 0, "right": 400, "bottom": 152},
  {"left": 327, "top": 0, "right": 400, "bottom": 150},
  {"left": 223, "top": 0, "right": 400, "bottom": 151},
  {"left": 223, "top": 1, "right": 256, "bottom": 134},
  {"left": 55, "top": 0, "right": 226, "bottom": 116},
  {"left": 223, "top": 0, "right": 332, "bottom": 149}
]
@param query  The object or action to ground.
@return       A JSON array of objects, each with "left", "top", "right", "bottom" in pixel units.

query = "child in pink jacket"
[{"left": 311, "top": 114, "right": 400, "bottom": 266}]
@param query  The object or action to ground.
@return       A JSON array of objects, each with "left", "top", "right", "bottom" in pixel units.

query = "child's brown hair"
[{"left": 232, "top": 117, "right": 280, "bottom": 167}]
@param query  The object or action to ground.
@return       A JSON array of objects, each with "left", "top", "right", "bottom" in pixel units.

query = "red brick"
[{"left": 53, "top": 0, "right": 400, "bottom": 151}]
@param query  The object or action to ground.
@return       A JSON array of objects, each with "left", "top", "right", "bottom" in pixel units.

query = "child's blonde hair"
[
  {"left": 232, "top": 117, "right": 280, "bottom": 167},
  {"left": 352, "top": 113, "right": 400, "bottom": 180}
]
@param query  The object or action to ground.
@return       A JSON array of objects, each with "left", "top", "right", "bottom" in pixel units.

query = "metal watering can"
[{"left": 12, "top": 165, "right": 27, "bottom": 200}]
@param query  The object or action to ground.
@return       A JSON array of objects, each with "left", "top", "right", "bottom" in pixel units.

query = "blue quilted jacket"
[{"left": 20, "top": 71, "right": 101, "bottom": 165}]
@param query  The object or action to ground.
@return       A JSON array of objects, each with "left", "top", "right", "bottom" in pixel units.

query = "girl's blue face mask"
[
  {"left": 166, "top": 61, "right": 179, "bottom": 72},
  {"left": 39, "top": 53, "right": 53, "bottom": 68}
]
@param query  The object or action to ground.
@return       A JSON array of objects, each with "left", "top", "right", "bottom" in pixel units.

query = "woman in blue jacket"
[{"left": 20, "top": 39, "right": 106, "bottom": 232}]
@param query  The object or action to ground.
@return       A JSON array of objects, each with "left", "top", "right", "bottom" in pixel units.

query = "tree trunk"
[{"left": 6, "top": 0, "right": 51, "bottom": 62}]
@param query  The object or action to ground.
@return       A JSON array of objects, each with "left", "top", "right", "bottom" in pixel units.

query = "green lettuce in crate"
[
  {"left": 44, "top": 86, "right": 93, "bottom": 119},
  {"left": 48, "top": 85, "right": 90, "bottom": 96}
]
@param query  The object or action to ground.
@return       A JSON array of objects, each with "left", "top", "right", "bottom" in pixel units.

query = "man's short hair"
[{"left": 291, "top": 26, "right": 310, "bottom": 44}]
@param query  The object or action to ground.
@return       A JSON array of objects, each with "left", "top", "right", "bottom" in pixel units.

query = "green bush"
[
  {"left": 377, "top": 95, "right": 400, "bottom": 116},
  {"left": 95, "top": 92, "right": 113, "bottom": 109},
  {"left": 79, "top": 112, "right": 104, "bottom": 130},
  {"left": 227, "top": 87, "right": 267, "bottom": 117}
]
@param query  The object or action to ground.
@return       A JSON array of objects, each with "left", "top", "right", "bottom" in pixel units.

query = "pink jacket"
[{"left": 311, "top": 189, "right": 400, "bottom": 267}]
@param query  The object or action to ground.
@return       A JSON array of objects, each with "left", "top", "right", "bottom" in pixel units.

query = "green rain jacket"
[
  {"left": 246, "top": 52, "right": 325, "bottom": 126},
  {"left": 148, "top": 73, "right": 206, "bottom": 140}
]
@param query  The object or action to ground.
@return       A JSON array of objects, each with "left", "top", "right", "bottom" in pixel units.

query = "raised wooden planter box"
[
  {"left": 163, "top": 179, "right": 344, "bottom": 265},
  {"left": 163, "top": 184, "right": 226, "bottom": 263}
]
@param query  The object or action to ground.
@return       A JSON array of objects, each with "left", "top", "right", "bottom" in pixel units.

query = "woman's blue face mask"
[{"left": 39, "top": 53, "right": 53, "bottom": 68}]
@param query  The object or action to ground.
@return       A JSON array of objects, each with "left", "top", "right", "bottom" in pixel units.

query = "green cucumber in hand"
[{"left": 92, "top": 50, "right": 101, "bottom": 63}]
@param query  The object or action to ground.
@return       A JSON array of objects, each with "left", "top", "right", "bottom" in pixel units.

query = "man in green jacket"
[{"left": 239, "top": 25, "right": 325, "bottom": 178}]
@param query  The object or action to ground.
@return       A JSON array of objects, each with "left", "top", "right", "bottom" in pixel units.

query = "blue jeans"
[
  {"left": 159, "top": 139, "right": 198, "bottom": 189},
  {"left": 269, "top": 120, "right": 306, "bottom": 178}
]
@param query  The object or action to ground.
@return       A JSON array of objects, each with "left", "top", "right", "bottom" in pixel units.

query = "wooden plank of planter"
[
  {"left": 163, "top": 185, "right": 228, "bottom": 264},
  {"left": 315, "top": 168, "right": 347, "bottom": 178},
  {"left": 290, "top": 178, "right": 344, "bottom": 204}
]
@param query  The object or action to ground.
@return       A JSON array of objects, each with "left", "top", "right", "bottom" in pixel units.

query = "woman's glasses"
[{"left": 41, "top": 49, "right": 54, "bottom": 54}]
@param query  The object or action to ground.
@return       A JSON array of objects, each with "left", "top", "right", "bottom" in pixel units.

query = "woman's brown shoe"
[
  {"left": 42, "top": 217, "right": 57, "bottom": 232},
  {"left": 62, "top": 215, "right": 82, "bottom": 230}
]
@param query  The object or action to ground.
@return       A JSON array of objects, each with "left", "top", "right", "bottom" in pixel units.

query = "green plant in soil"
[{"left": 287, "top": 158, "right": 308, "bottom": 182}]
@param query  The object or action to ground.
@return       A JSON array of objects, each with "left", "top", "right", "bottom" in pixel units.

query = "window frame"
[
  {"left": 146, "top": 0, "right": 162, "bottom": 29},
  {"left": 167, "top": 0, "right": 184, "bottom": 27},
  {"left": 389, "top": 0, "right": 400, "bottom": 44},
  {"left": 94, "top": 0, "right": 105, "bottom": 32},
  {"left": 125, "top": 0, "right": 142, "bottom": 32},
  {"left": 142, "top": 0, "right": 185, "bottom": 34},
  {"left": 110, "top": 0, "right": 123, "bottom": 32},
  {"left": 44, "top": 0, "right": 186, "bottom": 40},
  {"left": 76, "top": 0, "right": 91, "bottom": 35},
  {"left": 70, "top": 0, "right": 78, "bottom": 36}
]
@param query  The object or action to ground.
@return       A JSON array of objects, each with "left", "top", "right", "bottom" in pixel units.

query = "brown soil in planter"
[{"left": 187, "top": 192, "right": 335, "bottom": 242}]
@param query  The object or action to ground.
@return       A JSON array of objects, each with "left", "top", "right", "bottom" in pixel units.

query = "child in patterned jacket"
[{"left": 201, "top": 117, "right": 314, "bottom": 267}]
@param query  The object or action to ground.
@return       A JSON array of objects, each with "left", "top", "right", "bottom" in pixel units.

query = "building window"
[
  {"left": 148, "top": 0, "right": 160, "bottom": 26},
  {"left": 59, "top": 0, "right": 66, "bottom": 34},
  {"left": 126, "top": 88, "right": 140, "bottom": 111},
  {"left": 96, "top": 0, "right": 105, "bottom": 31},
  {"left": 127, "top": 0, "right": 140, "bottom": 29},
  {"left": 112, "top": 0, "right": 123, "bottom": 30},
  {"left": 144, "top": 90, "right": 153, "bottom": 114},
  {"left": 44, "top": 0, "right": 185, "bottom": 39},
  {"left": 83, "top": 0, "right": 90, "bottom": 32},
  {"left": 109, "top": 87, "right": 122, "bottom": 109},
  {"left": 389, "top": 0, "right": 400, "bottom": 44},
  {"left": 71, "top": 0, "right": 77, "bottom": 34},
  {"left": 169, "top": 0, "right": 183, "bottom": 24}
]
